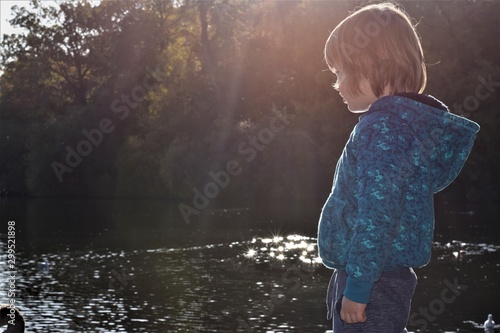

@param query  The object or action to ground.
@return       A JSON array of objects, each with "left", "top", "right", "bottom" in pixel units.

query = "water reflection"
[
  {"left": 0, "top": 199, "right": 498, "bottom": 332},
  {"left": 1, "top": 233, "right": 498, "bottom": 332}
]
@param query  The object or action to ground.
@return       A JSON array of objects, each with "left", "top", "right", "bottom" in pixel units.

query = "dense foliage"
[{"left": 1, "top": 0, "right": 499, "bottom": 204}]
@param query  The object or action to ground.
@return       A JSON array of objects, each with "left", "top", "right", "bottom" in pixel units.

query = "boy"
[{"left": 317, "top": 3, "right": 480, "bottom": 332}]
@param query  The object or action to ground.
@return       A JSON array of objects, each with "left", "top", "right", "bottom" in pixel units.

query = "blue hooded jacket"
[{"left": 317, "top": 94, "right": 480, "bottom": 304}]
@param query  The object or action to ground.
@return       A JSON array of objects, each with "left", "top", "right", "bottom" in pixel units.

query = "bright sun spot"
[
  {"left": 261, "top": 238, "right": 272, "bottom": 244},
  {"left": 246, "top": 248, "right": 256, "bottom": 258},
  {"left": 237, "top": 233, "right": 321, "bottom": 266}
]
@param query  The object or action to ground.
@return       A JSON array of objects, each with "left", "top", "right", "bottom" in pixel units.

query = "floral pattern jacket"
[{"left": 317, "top": 94, "right": 480, "bottom": 304}]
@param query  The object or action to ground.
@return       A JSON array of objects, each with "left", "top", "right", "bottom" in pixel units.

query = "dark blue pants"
[{"left": 327, "top": 268, "right": 417, "bottom": 333}]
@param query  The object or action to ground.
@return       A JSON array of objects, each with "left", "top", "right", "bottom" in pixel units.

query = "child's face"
[{"left": 334, "top": 72, "right": 379, "bottom": 113}]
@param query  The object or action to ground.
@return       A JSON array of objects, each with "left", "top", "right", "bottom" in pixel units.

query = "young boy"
[{"left": 317, "top": 3, "right": 480, "bottom": 332}]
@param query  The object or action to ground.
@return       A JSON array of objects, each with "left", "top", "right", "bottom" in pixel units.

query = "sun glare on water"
[{"left": 239, "top": 233, "right": 321, "bottom": 266}]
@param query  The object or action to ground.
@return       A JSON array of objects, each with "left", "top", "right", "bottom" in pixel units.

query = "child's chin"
[{"left": 348, "top": 105, "right": 368, "bottom": 113}]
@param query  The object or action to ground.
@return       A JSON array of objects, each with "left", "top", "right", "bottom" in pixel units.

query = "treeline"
[{"left": 0, "top": 0, "right": 498, "bottom": 203}]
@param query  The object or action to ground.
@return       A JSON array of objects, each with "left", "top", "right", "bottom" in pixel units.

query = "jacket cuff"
[{"left": 343, "top": 276, "right": 373, "bottom": 304}]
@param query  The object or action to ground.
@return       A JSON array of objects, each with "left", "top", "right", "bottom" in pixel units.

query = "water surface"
[{"left": 0, "top": 198, "right": 498, "bottom": 332}]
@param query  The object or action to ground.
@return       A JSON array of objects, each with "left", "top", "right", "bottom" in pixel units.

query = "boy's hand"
[{"left": 340, "top": 296, "right": 367, "bottom": 323}]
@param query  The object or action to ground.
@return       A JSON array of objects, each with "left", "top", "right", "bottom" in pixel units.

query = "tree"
[{"left": 0, "top": 0, "right": 498, "bottom": 202}]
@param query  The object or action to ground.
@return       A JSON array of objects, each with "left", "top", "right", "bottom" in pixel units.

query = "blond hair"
[{"left": 324, "top": 2, "right": 426, "bottom": 97}]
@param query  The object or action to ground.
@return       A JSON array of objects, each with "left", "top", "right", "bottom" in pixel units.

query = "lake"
[{"left": 0, "top": 198, "right": 499, "bottom": 332}]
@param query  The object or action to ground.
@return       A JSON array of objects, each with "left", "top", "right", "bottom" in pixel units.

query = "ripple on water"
[{"left": 1, "top": 234, "right": 498, "bottom": 332}]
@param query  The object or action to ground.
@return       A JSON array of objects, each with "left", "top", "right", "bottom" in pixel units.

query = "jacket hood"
[{"left": 364, "top": 94, "right": 480, "bottom": 193}]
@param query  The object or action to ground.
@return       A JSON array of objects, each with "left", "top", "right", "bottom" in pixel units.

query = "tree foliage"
[{"left": 0, "top": 0, "right": 498, "bottom": 203}]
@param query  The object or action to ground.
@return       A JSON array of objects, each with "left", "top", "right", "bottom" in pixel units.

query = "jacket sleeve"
[{"left": 343, "top": 114, "right": 415, "bottom": 304}]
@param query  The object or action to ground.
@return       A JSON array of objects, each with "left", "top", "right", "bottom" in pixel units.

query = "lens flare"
[{"left": 245, "top": 248, "right": 256, "bottom": 258}]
